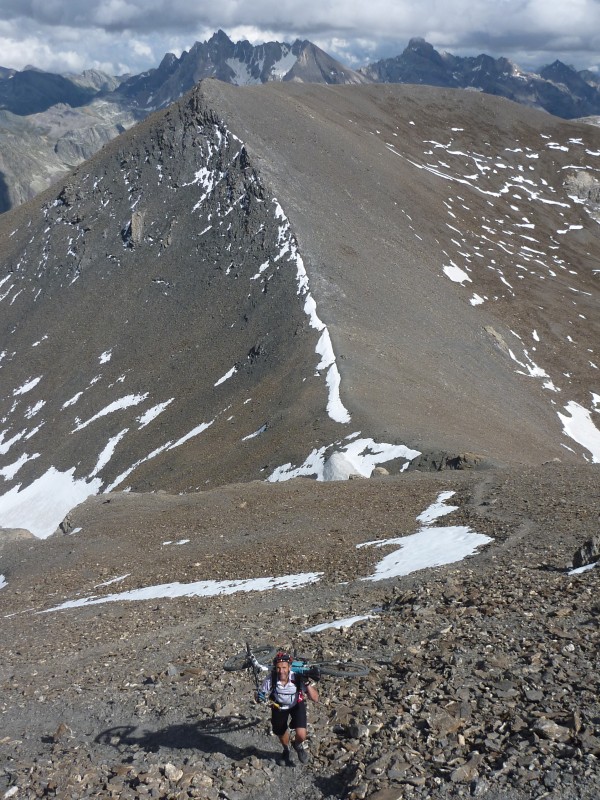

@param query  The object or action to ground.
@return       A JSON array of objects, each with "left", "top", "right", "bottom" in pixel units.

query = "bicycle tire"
[
  {"left": 223, "top": 644, "right": 277, "bottom": 672},
  {"left": 313, "top": 660, "right": 369, "bottom": 677}
]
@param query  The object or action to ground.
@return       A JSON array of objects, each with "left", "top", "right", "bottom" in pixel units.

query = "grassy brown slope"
[{"left": 198, "top": 81, "right": 600, "bottom": 466}]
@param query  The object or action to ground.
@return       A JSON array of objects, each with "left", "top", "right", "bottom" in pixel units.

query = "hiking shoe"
[
  {"left": 276, "top": 747, "right": 292, "bottom": 766},
  {"left": 294, "top": 741, "right": 310, "bottom": 764}
]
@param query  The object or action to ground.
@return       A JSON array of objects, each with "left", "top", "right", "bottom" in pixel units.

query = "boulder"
[
  {"left": 371, "top": 466, "right": 390, "bottom": 478},
  {"left": 409, "top": 450, "right": 488, "bottom": 472},
  {"left": 572, "top": 534, "right": 600, "bottom": 568}
]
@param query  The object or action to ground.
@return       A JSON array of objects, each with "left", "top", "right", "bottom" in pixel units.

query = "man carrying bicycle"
[{"left": 257, "top": 651, "right": 319, "bottom": 766}]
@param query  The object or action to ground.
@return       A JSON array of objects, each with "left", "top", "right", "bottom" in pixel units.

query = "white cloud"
[
  {"left": 0, "top": 1, "right": 599, "bottom": 75},
  {"left": 130, "top": 38, "right": 154, "bottom": 59}
]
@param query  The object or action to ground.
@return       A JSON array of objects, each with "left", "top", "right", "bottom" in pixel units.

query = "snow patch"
[
  {"left": 0, "top": 467, "right": 102, "bottom": 539},
  {"left": 215, "top": 366, "right": 237, "bottom": 386},
  {"left": 269, "top": 437, "right": 420, "bottom": 482},
  {"left": 91, "top": 429, "right": 128, "bottom": 477},
  {"left": 304, "top": 614, "right": 377, "bottom": 633},
  {"left": 557, "top": 401, "right": 600, "bottom": 462},
  {"left": 416, "top": 490, "right": 458, "bottom": 524},
  {"left": 443, "top": 264, "right": 472, "bottom": 284},
  {"left": 95, "top": 574, "right": 130, "bottom": 588},
  {"left": 13, "top": 377, "right": 42, "bottom": 396},
  {"left": 361, "top": 523, "right": 492, "bottom": 582},
  {"left": 569, "top": 562, "right": 598, "bottom": 575},
  {"left": 359, "top": 491, "right": 492, "bottom": 581},
  {"left": 137, "top": 399, "right": 173, "bottom": 428},
  {"left": 0, "top": 452, "right": 39, "bottom": 481},
  {"left": 72, "top": 394, "right": 148, "bottom": 432},
  {"left": 41, "top": 572, "right": 323, "bottom": 613},
  {"left": 273, "top": 199, "right": 351, "bottom": 424},
  {"left": 62, "top": 392, "right": 83, "bottom": 409}
]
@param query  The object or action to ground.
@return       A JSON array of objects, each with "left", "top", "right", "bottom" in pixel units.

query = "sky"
[{"left": 1, "top": 0, "right": 600, "bottom": 77}]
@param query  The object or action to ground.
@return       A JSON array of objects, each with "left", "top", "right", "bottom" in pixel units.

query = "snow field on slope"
[{"left": 27, "top": 491, "right": 487, "bottom": 615}]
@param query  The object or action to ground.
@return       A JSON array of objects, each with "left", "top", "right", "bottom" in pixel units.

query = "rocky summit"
[{"left": 0, "top": 80, "right": 599, "bottom": 800}]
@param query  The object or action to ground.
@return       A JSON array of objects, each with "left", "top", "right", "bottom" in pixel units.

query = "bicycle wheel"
[
  {"left": 223, "top": 644, "right": 277, "bottom": 672},
  {"left": 313, "top": 660, "right": 369, "bottom": 677}
]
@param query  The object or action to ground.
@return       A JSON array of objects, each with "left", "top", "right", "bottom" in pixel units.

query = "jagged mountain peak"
[
  {"left": 545, "top": 58, "right": 572, "bottom": 71},
  {"left": 211, "top": 28, "right": 233, "bottom": 44},
  {"left": 406, "top": 36, "right": 437, "bottom": 54},
  {"left": 114, "top": 32, "right": 368, "bottom": 111},
  {"left": 403, "top": 37, "right": 444, "bottom": 64},
  {"left": 158, "top": 52, "right": 178, "bottom": 70},
  {"left": 540, "top": 59, "right": 583, "bottom": 82}
]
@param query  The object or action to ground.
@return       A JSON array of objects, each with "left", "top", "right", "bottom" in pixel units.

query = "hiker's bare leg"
[
  {"left": 294, "top": 727, "right": 307, "bottom": 744},
  {"left": 279, "top": 729, "right": 290, "bottom": 748}
]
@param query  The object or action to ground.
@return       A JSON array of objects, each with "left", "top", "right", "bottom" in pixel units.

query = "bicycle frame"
[
  {"left": 246, "top": 644, "right": 271, "bottom": 674},
  {"left": 222, "top": 642, "right": 368, "bottom": 679},
  {"left": 291, "top": 658, "right": 309, "bottom": 676}
]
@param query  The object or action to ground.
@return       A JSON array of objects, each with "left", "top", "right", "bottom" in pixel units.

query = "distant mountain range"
[
  {"left": 114, "top": 29, "right": 368, "bottom": 112},
  {"left": 361, "top": 37, "right": 600, "bottom": 120},
  {"left": 2, "top": 31, "right": 600, "bottom": 212}
]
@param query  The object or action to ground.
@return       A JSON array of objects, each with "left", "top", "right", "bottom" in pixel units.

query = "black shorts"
[{"left": 271, "top": 701, "right": 307, "bottom": 735}]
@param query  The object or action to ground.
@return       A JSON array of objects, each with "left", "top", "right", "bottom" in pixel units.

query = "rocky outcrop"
[
  {"left": 409, "top": 451, "right": 490, "bottom": 472},
  {"left": 572, "top": 534, "right": 600, "bottom": 568},
  {"left": 565, "top": 171, "right": 600, "bottom": 203}
]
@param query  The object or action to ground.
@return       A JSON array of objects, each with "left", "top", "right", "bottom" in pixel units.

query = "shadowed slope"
[{"left": 0, "top": 89, "right": 354, "bottom": 536}]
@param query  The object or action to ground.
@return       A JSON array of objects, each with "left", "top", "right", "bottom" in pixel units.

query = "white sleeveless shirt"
[{"left": 261, "top": 670, "right": 301, "bottom": 709}]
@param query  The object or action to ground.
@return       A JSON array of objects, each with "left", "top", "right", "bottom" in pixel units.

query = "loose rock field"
[{"left": 1, "top": 465, "right": 599, "bottom": 799}]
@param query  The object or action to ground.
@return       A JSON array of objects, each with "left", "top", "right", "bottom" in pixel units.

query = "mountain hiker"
[{"left": 256, "top": 650, "right": 319, "bottom": 765}]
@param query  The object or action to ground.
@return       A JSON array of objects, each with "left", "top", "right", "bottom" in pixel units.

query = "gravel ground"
[{"left": 1, "top": 464, "right": 599, "bottom": 799}]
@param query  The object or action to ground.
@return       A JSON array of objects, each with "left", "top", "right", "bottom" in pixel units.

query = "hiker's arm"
[
  {"left": 306, "top": 682, "right": 319, "bottom": 702},
  {"left": 256, "top": 675, "right": 270, "bottom": 703}
]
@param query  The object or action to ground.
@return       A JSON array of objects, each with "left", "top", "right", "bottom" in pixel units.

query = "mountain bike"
[{"left": 223, "top": 642, "right": 369, "bottom": 678}]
